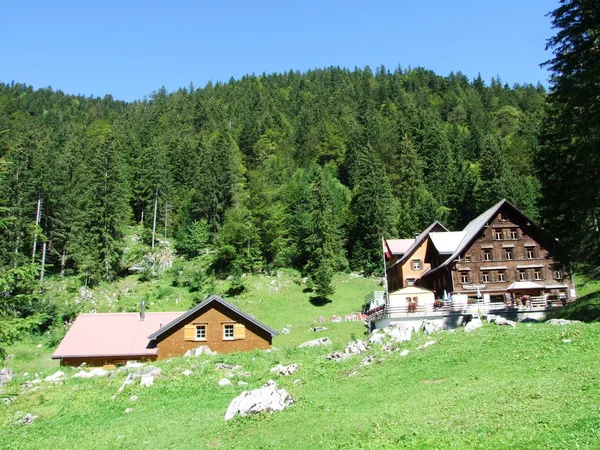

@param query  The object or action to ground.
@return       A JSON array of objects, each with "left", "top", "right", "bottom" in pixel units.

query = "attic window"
[
  {"left": 412, "top": 259, "right": 422, "bottom": 270},
  {"left": 500, "top": 212, "right": 509, "bottom": 222},
  {"left": 406, "top": 278, "right": 416, "bottom": 286}
]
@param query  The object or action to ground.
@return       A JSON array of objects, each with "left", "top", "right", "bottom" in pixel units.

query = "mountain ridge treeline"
[{"left": 0, "top": 66, "right": 546, "bottom": 284}]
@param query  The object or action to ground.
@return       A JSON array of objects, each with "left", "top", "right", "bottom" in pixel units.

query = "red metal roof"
[
  {"left": 385, "top": 239, "right": 414, "bottom": 254},
  {"left": 52, "top": 312, "right": 181, "bottom": 359}
]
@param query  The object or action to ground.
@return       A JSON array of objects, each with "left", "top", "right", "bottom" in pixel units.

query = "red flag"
[{"left": 383, "top": 238, "right": 391, "bottom": 259}]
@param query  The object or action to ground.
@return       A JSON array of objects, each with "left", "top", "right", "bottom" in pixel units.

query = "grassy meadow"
[{"left": 2, "top": 267, "right": 600, "bottom": 449}]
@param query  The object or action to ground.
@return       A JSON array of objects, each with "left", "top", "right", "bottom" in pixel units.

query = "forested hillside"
[{"left": 0, "top": 67, "right": 546, "bottom": 286}]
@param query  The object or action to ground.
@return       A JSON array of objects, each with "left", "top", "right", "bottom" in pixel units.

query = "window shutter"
[
  {"left": 184, "top": 325, "right": 196, "bottom": 341},
  {"left": 233, "top": 323, "right": 246, "bottom": 339}
]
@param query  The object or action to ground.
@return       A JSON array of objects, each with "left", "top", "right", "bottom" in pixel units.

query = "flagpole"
[{"left": 381, "top": 236, "right": 389, "bottom": 304}]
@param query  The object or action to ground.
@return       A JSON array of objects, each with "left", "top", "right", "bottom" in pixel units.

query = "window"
[
  {"left": 498, "top": 271, "right": 506, "bottom": 282},
  {"left": 460, "top": 273, "right": 469, "bottom": 284},
  {"left": 509, "top": 228, "right": 519, "bottom": 240},
  {"left": 494, "top": 230, "right": 503, "bottom": 240},
  {"left": 483, "top": 249, "right": 492, "bottom": 261},
  {"left": 223, "top": 324, "right": 234, "bottom": 340},
  {"left": 500, "top": 212, "right": 510, "bottom": 222},
  {"left": 482, "top": 271, "right": 490, "bottom": 283},
  {"left": 504, "top": 249, "right": 513, "bottom": 260},
  {"left": 465, "top": 255, "right": 472, "bottom": 262},
  {"left": 412, "top": 259, "right": 422, "bottom": 270},
  {"left": 534, "top": 270, "right": 542, "bottom": 281},
  {"left": 518, "top": 270, "right": 526, "bottom": 281},
  {"left": 554, "top": 270, "right": 563, "bottom": 280},
  {"left": 526, "top": 248, "right": 535, "bottom": 259},
  {"left": 195, "top": 325, "right": 206, "bottom": 340},
  {"left": 406, "top": 278, "right": 416, "bottom": 286}
]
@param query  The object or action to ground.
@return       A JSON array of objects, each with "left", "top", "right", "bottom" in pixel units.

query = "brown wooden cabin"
[{"left": 52, "top": 295, "right": 278, "bottom": 367}]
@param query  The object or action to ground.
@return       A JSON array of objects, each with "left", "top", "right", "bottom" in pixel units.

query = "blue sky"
[{"left": 1, "top": 0, "right": 558, "bottom": 102}]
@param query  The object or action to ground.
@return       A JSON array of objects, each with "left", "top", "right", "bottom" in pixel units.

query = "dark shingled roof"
[{"left": 148, "top": 294, "right": 278, "bottom": 340}]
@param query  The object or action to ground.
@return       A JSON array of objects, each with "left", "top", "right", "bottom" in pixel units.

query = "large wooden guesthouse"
[{"left": 375, "top": 199, "right": 575, "bottom": 329}]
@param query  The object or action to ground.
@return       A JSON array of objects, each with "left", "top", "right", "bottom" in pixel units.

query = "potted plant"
[
  {"left": 433, "top": 299, "right": 443, "bottom": 310},
  {"left": 407, "top": 301, "right": 417, "bottom": 313}
]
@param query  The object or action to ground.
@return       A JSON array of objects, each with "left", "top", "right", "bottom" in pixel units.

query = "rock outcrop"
[
  {"left": 299, "top": 337, "right": 332, "bottom": 348},
  {"left": 224, "top": 380, "right": 295, "bottom": 421}
]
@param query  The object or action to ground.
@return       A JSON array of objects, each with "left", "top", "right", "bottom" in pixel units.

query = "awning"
[{"left": 506, "top": 281, "right": 544, "bottom": 291}]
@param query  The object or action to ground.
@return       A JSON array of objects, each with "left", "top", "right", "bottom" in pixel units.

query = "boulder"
[
  {"left": 381, "top": 343, "right": 394, "bottom": 352},
  {"left": 185, "top": 346, "right": 217, "bottom": 357},
  {"left": 140, "top": 376, "right": 154, "bottom": 387},
  {"left": 0, "top": 368, "right": 13, "bottom": 389},
  {"left": 360, "top": 356, "right": 375, "bottom": 366},
  {"left": 388, "top": 324, "right": 412, "bottom": 343},
  {"left": 218, "top": 378, "right": 233, "bottom": 387},
  {"left": 44, "top": 371, "right": 65, "bottom": 382},
  {"left": 487, "top": 314, "right": 517, "bottom": 327},
  {"left": 224, "top": 380, "right": 295, "bottom": 421},
  {"left": 464, "top": 318, "right": 483, "bottom": 333},
  {"left": 14, "top": 413, "right": 37, "bottom": 425},
  {"left": 420, "top": 320, "right": 442, "bottom": 335},
  {"left": 368, "top": 331, "right": 386, "bottom": 344},
  {"left": 344, "top": 340, "right": 368, "bottom": 355},
  {"left": 298, "top": 337, "right": 332, "bottom": 348},
  {"left": 546, "top": 318, "right": 582, "bottom": 325},
  {"left": 270, "top": 364, "right": 298, "bottom": 376},
  {"left": 324, "top": 352, "right": 348, "bottom": 361}
]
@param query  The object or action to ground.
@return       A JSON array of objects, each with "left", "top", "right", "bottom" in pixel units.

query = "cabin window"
[
  {"left": 534, "top": 270, "right": 542, "bottom": 281},
  {"left": 481, "top": 271, "right": 490, "bottom": 283},
  {"left": 509, "top": 228, "right": 519, "bottom": 240},
  {"left": 223, "top": 324, "right": 234, "bottom": 340},
  {"left": 494, "top": 230, "right": 503, "bottom": 240},
  {"left": 464, "top": 255, "right": 471, "bottom": 262},
  {"left": 412, "top": 259, "right": 422, "bottom": 270},
  {"left": 483, "top": 249, "right": 492, "bottom": 261},
  {"left": 500, "top": 212, "right": 509, "bottom": 222},
  {"left": 497, "top": 271, "right": 506, "bottom": 282},
  {"left": 554, "top": 271, "right": 562, "bottom": 280},
  {"left": 518, "top": 270, "right": 526, "bottom": 281},
  {"left": 526, "top": 248, "right": 535, "bottom": 259},
  {"left": 460, "top": 273, "right": 469, "bottom": 284},
  {"left": 406, "top": 278, "right": 416, "bottom": 286},
  {"left": 195, "top": 325, "right": 206, "bottom": 341},
  {"left": 504, "top": 249, "right": 513, "bottom": 260}
]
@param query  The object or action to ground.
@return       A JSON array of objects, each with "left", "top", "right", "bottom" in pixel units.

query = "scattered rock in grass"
[
  {"left": 368, "top": 331, "right": 386, "bottom": 344},
  {"left": 293, "top": 379, "right": 301, "bottom": 384},
  {"left": 299, "top": 337, "right": 332, "bottom": 348},
  {"left": 124, "top": 408, "right": 133, "bottom": 413},
  {"left": 6, "top": 354, "right": 14, "bottom": 360},
  {"left": 185, "top": 346, "right": 217, "bottom": 357},
  {"left": 388, "top": 324, "right": 412, "bottom": 343},
  {"left": 44, "top": 371, "right": 65, "bottom": 382},
  {"left": 281, "top": 327, "right": 290, "bottom": 334},
  {"left": 215, "top": 363, "right": 242, "bottom": 371},
  {"left": 129, "top": 395, "right": 138, "bottom": 402},
  {"left": 562, "top": 339, "right": 572, "bottom": 343},
  {"left": 420, "top": 320, "right": 442, "bottom": 335},
  {"left": 181, "top": 370, "right": 192, "bottom": 377},
  {"left": 311, "top": 326, "right": 328, "bottom": 332},
  {"left": 238, "top": 381, "right": 248, "bottom": 386},
  {"left": 0, "top": 368, "right": 13, "bottom": 389},
  {"left": 464, "top": 318, "right": 483, "bottom": 333},
  {"left": 521, "top": 317, "right": 539, "bottom": 323},
  {"left": 237, "top": 371, "right": 251, "bottom": 377},
  {"left": 324, "top": 352, "right": 348, "bottom": 361},
  {"left": 218, "top": 378, "right": 233, "bottom": 387},
  {"left": 14, "top": 413, "right": 37, "bottom": 425},
  {"left": 270, "top": 364, "right": 298, "bottom": 376},
  {"left": 344, "top": 340, "right": 368, "bottom": 355},
  {"left": 399, "top": 349, "right": 410, "bottom": 356},
  {"left": 360, "top": 356, "right": 375, "bottom": 366},
  {"left": 125, "top": 361, "right": 145, "bottom": 368},
  {"left": 3, "top": 397, "right": 15, "bottom": 405},
  {"left": 348, "top": 370, "right": 359, "bottom": 377},
  {"left": 224, "top": 380, "right": 295, "bottom": 421},
  {"left": 418, "top": 341, "right": 436, "bottom": 350},
  {"left": 36, "top": 344, "right": 43, "bottom": 348},
  {"left": 72, "top": 368, "right": 108, "bottom": 379},
  {"left": 546, "top": 319, "right": 582, "bottom": 325},
  {"left": 140, "top": 376, "right": 154, "bottom": 387},
  {"left": 381, "top": 343, "right": 394, "bottom": 352},
  {"left": 487, "top": 314, "right": 517, "bottom": 327}
]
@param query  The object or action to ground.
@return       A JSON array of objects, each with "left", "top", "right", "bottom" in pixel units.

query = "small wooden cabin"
[{"left": 53, "top": 295, "right": 278, "bottom": 367}]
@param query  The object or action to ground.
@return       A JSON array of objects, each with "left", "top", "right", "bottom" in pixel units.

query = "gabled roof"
[
  {"left": 52, "top": 312, "right": 181, "bottom": 359},
  {"left": 385, "top": 239, "right": 414, "bottom": 255},
  {"left": 422, "top": 199, "right": 545, "bottom": 278},
  {"left": 148, "top": 294, "right": 278, "bottom": 340},
  {"left": 389, "top": 221, "right": 448, "bottom": 269}
]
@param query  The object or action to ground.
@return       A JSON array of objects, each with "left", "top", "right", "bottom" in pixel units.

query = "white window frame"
[
  {"left": 518, "top": 270, "right": 526, "bottom": 281},
  {"left": 504, "top": 249, "right": 513, "bottom": 260},
  {"left": 482, "top": 272, "right": 490, "bottom": 283},
  {"left": 460, "top": 273, "right": 469, "bottom": 284},
  {"left": 406, "top": 278, "right": 416, "bottom": 286},
  {"left": 526, "top": 249, "right": 535, "bottom": 259},
  {"left": 498, "top": 271, "right": 506, "bottom": 282},
  {"left": 195, "top": 325, "right": 206, "bottom": 341},
  {"left": 223, "top": 324, "right": 234, "bottom": 340},
  {"left": 534, "top": 270, "right": 542, "bottom": 281},
  {"left": 483, "top": 250, "right": 492, "bottom": 261},
  {"left": 412, "top": 259, "right": 422, "bottom": 270},
  {"left": 554, "top": 271, "right": 562, "bottom": 280},
  {"left": 509, "top": 229, "right": 518, "bottom": 240},
  {"left": 494, "top": 230, "right": 503, "bottom": 240}
]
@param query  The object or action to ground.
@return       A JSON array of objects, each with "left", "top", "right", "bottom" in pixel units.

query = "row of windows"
[
  {"left": 461, "top": 247, "right": 539, "bottom": 262},
  {"left": 492, "top": 228, "right": 520, "bottom": 240},
  {"left": 186, "top": 323, "right": 240, "bottom": 341},
  {"left": 460, "top": 270, "right": 562, "bottom": 284}
]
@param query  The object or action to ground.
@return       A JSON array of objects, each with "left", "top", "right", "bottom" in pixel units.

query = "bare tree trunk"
[
  {"left": 152, "top": 187, "right": 158, "bottom": 251},
  {"left": 60, "top": 249, "right": 67, "bottom": 277},
  {"left": 39, "top": 242, "right": 46, "bottom": 284},
  {"left": 164, "top": 202, "right": 169, "bottom": 240},
  {"left": 32, "top": 195, "right": 42, "bottom": 262}
]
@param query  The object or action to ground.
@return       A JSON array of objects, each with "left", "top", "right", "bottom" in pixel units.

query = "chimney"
[{"left": 140, "top": 299, "right": 146, "bottom": 321}]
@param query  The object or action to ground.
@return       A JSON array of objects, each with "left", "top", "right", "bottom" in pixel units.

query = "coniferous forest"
[{"left": 0, "top": 67, "right": 546, "bottom": 286}]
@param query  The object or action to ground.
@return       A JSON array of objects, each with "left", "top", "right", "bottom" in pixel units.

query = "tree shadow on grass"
[{"left": 309, "top": 296, "right": 332, "bottom": 307}]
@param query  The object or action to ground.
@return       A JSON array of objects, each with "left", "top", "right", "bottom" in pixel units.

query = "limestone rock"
[
  {"left": 215, "top": 363, "right": 242, "bottom": 370},
  {"left": 388, "top": 324, "right": 412, "bottom": 343},
  {"left": 238, "top": 381, "right": 248, "bottom": 386},
  {"left": 181, "top": 370, "right": 192, "bottom": 377},
  {"left": 44, "top": 371, "right": 65, "bottom": 382},
  {"left": 129, "top": 395, "right": 138, "bottom": 402},
  {"left": 237, "top": 371, "right": 251, "bottom": 377},
  {"left": 125, "top": 361, "right": 145, "bottom": 369},
  {"left": 418, "top": 340, "right": 436, "bottom": 350},
  {"left": 360, "top": 356, "right": 375, "bottom": 366},
  {"left": 270, "top": 364, "right": 298, "bottom": 376},
  {"left": 132, "top": 366, "right": 162, "bottom": 378},
  {"left": 298, "top": 337, "right": 332, "bottom": 348},
  {"left": 185, "top": 345, "right": 217, "bottom": 357},
  {"left": 344, "top": 340, "right": 368, "bottom": 355},
  {"left": 281, "top": 327, "right": 290, "bottom": 334},
  {"left": 381, "top": 343, "right": 394, "bottom": 352},
  {"left": 324, "top": 352, "right": 348, "bottom": 361},
  {"left": 464, "top": 318, "right": 483, "bottom": 333},
  {"left": 0, "top": 368, "right": 13, "bottom": 389},
  {"left": 140, "top": 376, "right": 154, "bottom": 387},
  {"left": 14, "top": 413, "right": 37, "bottom": 425},
  {"left": 224, "top": 380, "right": 295, "bottom": 421},
  {"left": 546, "top": 318, "right": 582, "bottom": 325},
  {"left": 368, "top": 331, "right": 386, "bottom": 344},
  {"left": 420, "top": 320, "right": 442, "bottom": 335},
  {"left": 218, "top": 378, "right": 233, "bottom": 387},
  {"left": 72, "top": 368, "right": 108, "bottom": 379},
  {"left": 399, "top": 349, "right": 410, "bottom": 356},
  {"left": 487, "top": 314, "right": 517, "bottom": 327}
]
